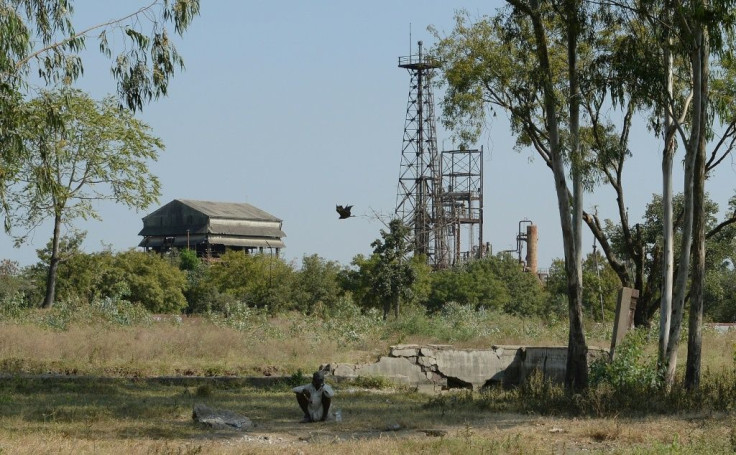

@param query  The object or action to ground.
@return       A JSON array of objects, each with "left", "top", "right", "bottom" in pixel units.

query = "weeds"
[{"left": 350, "top": 375, "right": 398, "bottom": 390}]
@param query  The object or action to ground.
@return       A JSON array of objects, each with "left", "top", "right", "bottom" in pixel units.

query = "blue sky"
[{"left": 2, "top": 1, "right": 735, "bottom": 271}]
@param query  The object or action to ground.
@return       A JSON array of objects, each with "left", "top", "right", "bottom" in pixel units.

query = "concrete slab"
[
  {"left": 434, "top": 349, "right": 510, "bottom": 390},
  {"left": 354, "top": 356, "right": 432, "bottom": 385},
  {"left": 390, "top": 345, "right": 420, "bottom": 357}
]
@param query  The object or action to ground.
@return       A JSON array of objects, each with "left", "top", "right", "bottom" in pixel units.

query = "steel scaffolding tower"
[
  {"left": 395, "top": 41, "right": 449, "bottom": 268},
  {"left": 440, "top": 147, "right": 484, "bottom": 266}
]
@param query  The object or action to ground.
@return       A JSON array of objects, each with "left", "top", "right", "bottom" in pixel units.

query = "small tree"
[
  {"left": 370, "top": 219, "right": 416, "bottom": 320},
  {"left": 9, "top": 89, "right": 162, "bottom": 308},
  {"left": 0, "top": 1, "right": 200, "bottom": 226},
  {"left": 292, "top": 254, "right": 343, "bottom": 315}
]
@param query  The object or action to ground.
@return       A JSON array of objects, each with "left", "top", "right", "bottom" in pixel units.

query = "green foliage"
[
  {"left": 341, "top": 223, "right": 427, "bottom": 318},
  {"left": 10, "top": 89, "right": 163, "bottom": 236},
  {"left": 24, "top": 233, "right": 107, "bottom": 304},
  {"left": 207, "top": 250, "right": 295, "bottom": 313},
  {"left": 370, "top": 219, "right": 416, "bottom": 319},
  {"left": 428, "top": 264, "right": 508, "bottom": 312},
  {"left": 590, "top": 329, "right": 660, "bottom": 391},
  {"left": 426, "top": 254, "right": 548, "bottom": 316},
  {"left": 178, "top": 248, "right": 200, "bottom": 272},
  {"left": 286, "top": 369, "right": 309, "bottom": 388},
  {"left": 12, "top": 295, "right": 152, "bottom": 330},
  {"left": 546, "top": 253, "right": 621, "bottom": 321},
  {"left": 0, "top": 259, "right": 35, "bottom": 311},
  {"left": 291, "top": 254, "right": 343, "bottom": 315},
  {"left": 339, "top": 253, "right": 381, "bottom": 309},
  {"left": 0, "top": 2, "right": 200, "bottom": 220},
  {"left": 8, "top": 89, "right": 165, "bottom": 308},
  {"left": 702, "top": 196, "right": 736, "bottom": 322},
  {"left": 28, "top": 249, "right": 188, "bottom": 313},
  {"left": 106, "top": 251, "right": 188, "bottom": 313}
]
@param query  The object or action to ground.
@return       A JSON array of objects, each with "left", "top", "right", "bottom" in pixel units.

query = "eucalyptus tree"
[
  {"left": 639, "top": 0, "right": 736, "bottom": 388},
  {"left": 370, "top": 219, "right": 417, "bottom": 320},
  {"left": 432, "top": 0, "right": 597, "bottom": 390},
  {"left": 0, "top": 0, "right": 200, "bottom": 230},
  {"left": 8, "top": 89, "right": 163, "bottom": 308}
]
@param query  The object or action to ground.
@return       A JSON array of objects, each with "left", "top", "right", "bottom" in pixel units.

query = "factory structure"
[
  {"left": 138, "top": 199, "right": 285, "bottom": 259},
  {"left": 136, "top": 41, "right": 539, "bottom": 273},
  {"left": 394, "top": 41, "right": 485, "bottom": 269},
  {"left": 394, "top": 41, "right": 538, "bottom": 273}
]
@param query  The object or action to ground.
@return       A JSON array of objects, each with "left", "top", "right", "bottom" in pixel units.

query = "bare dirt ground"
[{"left": 185, "top": 408, "right": 732, "bottom": 454}]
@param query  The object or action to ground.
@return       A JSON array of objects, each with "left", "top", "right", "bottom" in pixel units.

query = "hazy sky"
[{"left": 2, "top": 1, "right": 735, "bottom": 270}]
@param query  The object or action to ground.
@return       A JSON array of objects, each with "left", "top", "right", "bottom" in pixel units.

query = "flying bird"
[{"left": 336, "top": 204, "right": 354, "bottom": 219}]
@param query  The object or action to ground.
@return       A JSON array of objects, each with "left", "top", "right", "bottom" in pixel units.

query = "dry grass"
[
  {"left": 0, "top": 313, "right": 734, "bottom": 379},
  {"left": 0, "top": 377, "right": 734, "bottom": 455},
  {"left": 1, "top": 311, "right": 735, "bottom": 453},
  {"left": 0, "top": 315, "right": 389, "bottom": 376}
]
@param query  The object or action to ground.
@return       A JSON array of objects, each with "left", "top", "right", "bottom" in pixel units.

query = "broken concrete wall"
[{"left": 324, "top": 344, "right": 608, "bottom": 391}]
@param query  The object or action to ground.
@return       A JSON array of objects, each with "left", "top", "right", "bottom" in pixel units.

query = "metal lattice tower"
[
  {"left": 395, "top": 41, "right": 449, "bottom": 268},
  {"left": 440, "top": 147, "right": 485, "bottom": 265}
]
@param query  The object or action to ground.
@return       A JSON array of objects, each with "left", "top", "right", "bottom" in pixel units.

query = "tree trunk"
[
  {"left": 506, "top": 0, "right": 587, "bottom": 390},
  {"left": 41, "top": 213, "right": 62, "bottom": 309},
  {"left": 564, "top": 0, "right": 587, "bottom": 392},
  {"left": 659, "top": 34, "right": 676, "bottom": 367},
  {"left": 665, "top": 31, "right": 702, "bottom": 388},
  {"left": 685, "top": 30, "right": 708, "bottom": 389},
  {"left": 394, "top": 292, "right": 399, "bottom": 319}
]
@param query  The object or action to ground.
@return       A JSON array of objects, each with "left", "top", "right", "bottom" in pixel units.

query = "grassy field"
[
  {"left": 1, "top": 376, "right": 735, "bottom": 454},
  {"left": 1, "top": 306, "right": 735, "bottom": 453}
]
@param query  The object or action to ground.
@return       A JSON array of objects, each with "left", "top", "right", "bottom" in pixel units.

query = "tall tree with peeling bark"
[
  {"left": 8, "top": 89, "right": 162, "bottom": 308},
  {"left": 433, "top": 0, "right": 591, "bottom": 390},
  {"left": 623, "top": 0, "right": 736, "bottom": 388}
]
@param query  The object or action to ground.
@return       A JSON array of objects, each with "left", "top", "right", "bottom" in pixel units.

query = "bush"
[
  {"left": 425, "top": 254, "right": 548, "bottom": 316},
  {"left": 207, "top": 250, "right": 295, "bottom": 312},
  {"left": 589, "top": 328, "right": 659, "bottom": 391},
  {"left": 106, "top": 251, "right": 188, "bottom": 313}
]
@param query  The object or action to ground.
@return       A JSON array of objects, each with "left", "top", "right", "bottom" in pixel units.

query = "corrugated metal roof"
[
  {"left": 138, "top": 224, "right": 209, "bottom": 236},
  {"left": 178, "top": 199, "right": 281, "bottom": 222}
]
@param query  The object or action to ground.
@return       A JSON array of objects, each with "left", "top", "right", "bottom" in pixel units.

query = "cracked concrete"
[{"left": 323, "top": 344, "right": 608, "bottom": 391}]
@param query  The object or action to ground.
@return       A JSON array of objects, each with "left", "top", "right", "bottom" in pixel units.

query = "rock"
[
  {"left": 417, "top": 355, "right": 437, "bottom": 368},
  {"left": 333, "top": 363, "right": 358, "bottom": 377},
  {"left": 192, "top": 403, "right": 253, "bottom": 430}
]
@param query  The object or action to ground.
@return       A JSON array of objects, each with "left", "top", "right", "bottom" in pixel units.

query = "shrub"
[
  {"left": 589, "top": 328, "right": 659, "bottom": 391},
  {"left": 108, "top": 251, "right": 188, "bottom": 313},
  {"left": 207, "top": 250, "right": 295, "bottom": 312}
]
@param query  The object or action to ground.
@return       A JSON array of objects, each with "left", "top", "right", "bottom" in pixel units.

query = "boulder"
[{"left": 192, "top": 403, "right": 253, "bottom": 430}]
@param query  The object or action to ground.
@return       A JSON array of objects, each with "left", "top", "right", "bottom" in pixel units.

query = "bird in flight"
[{"left": 336, "top": 205, "right": 354, "bottom": 219}]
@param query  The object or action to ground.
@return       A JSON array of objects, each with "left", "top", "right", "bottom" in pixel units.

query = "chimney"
[{"left": 526, "top": 224, "right": 538, "bottom": 275}]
